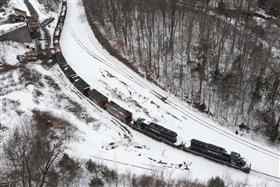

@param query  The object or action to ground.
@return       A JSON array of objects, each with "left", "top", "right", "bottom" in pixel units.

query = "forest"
[{"left": 85, "top": 0, "right": 280, "bottom": 143}]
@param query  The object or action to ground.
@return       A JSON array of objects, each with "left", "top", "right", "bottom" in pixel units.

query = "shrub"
[
  {"left": 89, "top": 176, "right": 104, "bottom": 187},
  {"left": 136, "top": 175, "right": 155, "bottom": 187},
  {"left": 86, "top": 159, "right": 97, "bottom": 173},
  {"left": 207, "top": 177, "right": 225, "bottom": 187},
  {"left": 58, "top": 153, "right": 81, "bottom": 183},
  {"left": 101, "top": 167, "right": 117, "bottom": 183}
]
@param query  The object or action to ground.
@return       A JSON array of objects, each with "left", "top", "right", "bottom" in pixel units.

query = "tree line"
[{"left": 85, "top": 0, "right": 280, "bottom": 142}]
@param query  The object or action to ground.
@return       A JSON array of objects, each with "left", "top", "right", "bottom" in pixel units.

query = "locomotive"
[
  {"left": 52, "top": 0, "right": 251, "bottom": 174},
  {"left": 189, "top": 139, "right": 251, "bottom": 173},
  {"left": 132, "top": 118, "right": 177, "bottom": 145}
]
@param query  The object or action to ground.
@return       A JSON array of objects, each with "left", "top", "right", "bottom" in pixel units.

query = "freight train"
[{"left": 52, "top": 0, "right": 251, "bottom": 174}]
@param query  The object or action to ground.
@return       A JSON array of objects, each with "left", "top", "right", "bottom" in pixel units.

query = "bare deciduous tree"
[{"left": 1, "top": 111, "right": 74, "bottom": 187}]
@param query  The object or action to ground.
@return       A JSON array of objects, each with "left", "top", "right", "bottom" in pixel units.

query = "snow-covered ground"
[
  {"left": 28, "top": 0, "right": 53, "bottom": 22},
  {"left": 10, "top": 0, "right": 30, "bottom": 17},
  {"left": 0, "top": 22, "right": 26, "bottom": 35},
  {"left": 0, "top": 41, "right": 30, "bottom": 64},
  {"left": 0, "top": 0, "right": 279, "bottom": 186},
  {"left": 57, "top": 0, "right": 280, "bottom": 186}
]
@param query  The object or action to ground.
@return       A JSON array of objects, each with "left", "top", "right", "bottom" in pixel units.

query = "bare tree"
[{"left": 2, "top": 111, "right": 74, "bottom": 187}]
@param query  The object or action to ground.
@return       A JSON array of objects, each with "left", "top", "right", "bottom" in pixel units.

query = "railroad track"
[{"left": 251, "top": 169, "right": 280, "bottom": 182}]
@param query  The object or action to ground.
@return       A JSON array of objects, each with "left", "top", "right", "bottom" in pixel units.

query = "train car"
[
  {"left": 61, "top": 64, "right": 77, "bottom": 81},
  {"left": 191, "top": 139, "right": 226, "bottom": 154},
  {"left": 73, "top": 76, "right": 90, "bottom": 96},
  {"left": 60, "top": 6, "right": 67, "bottom": 18},
  {"left": 149, "top": 122, "right": 177, "bottom": 138},
  {"left": 88, "top": 89, "right": 108, "bottom": 108},
  {"left": 53, "top": 39, "right": 60, "bottom": 49},
  {"left": 190, "top": 139, "right": 250, "bottom": 172},
  {"left": 52, "top": 0, "right": 66, "bottom": 48},
  {"left": 54, "top": 28, "right": 61, "bottom": 39},
  {"left": 57, "top": 16, "right": 64, "bottom": 26},
  {"left": 55, "top": 52, "right": 67, "bottom": 67},
  {"left": 105, "top": 101, "right": 132, "bottom": 124},
  {"left": 133, "top": 119, "right": 177, "bottom": 144}
]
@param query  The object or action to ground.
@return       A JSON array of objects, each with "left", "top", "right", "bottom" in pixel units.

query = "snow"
[
  {"left": 28, "top": 0, "right": 51, "bottom": 21},
  {"left": 0, "top": 41, "right": 30, "bottom": 65},
  {"left": 58, "top": 0, "right": 280, "bottom": 186},
  {"left": 0, "top": 0, "right": 279, "bottom": 186},
  {"left": 0, "top": 22, "right": 26, "bottom": 35},
  {"left": 10, "top": 0, "right": 30, "bottom": 17}
]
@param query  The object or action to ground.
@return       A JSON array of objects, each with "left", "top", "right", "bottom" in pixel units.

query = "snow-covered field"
[
  {"left": 0, "top": 0, "right": 30, "bottom": 22},
  {"left": 58, "top": 0, "right": 280, "bottom": 186},
  {"left": 0, "top": 22, "right": 26, "bottom": 35},
  {"left": 10, "top": 0, "right": 30, "bottom": 17},
  {"left": 0, "top": 0, "right": 279, "bottom": 186}
]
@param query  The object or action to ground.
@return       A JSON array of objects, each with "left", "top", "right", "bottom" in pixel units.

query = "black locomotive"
[
  {"left": 132, "top": 118, "right": 177, "bottom": 145},
  {"left": 189, "top": 139, "right": 251, "bottom": 173}
]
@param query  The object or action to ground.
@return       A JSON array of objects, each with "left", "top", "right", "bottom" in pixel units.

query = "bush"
[
  {"left": 0, "top": 0, "right": 8, "bottom": 7},
  {"left": 136, "top": 175, "right": 155, "bottom": 187},
  {"left": 58, "top": 153, "right": 81, "bottom": 183},
  {"left": 207, "top": 177, "right": 225, "bottom": 187},
  {"left": 89, "top": 176, "right": 104, "bottom": 187},
  {"left": 176, "top": 179, "right": 205, "bottom": 187},
  {"left": 86, "top": 159, "right": 97, "bottom": 173},
  {"left": 101, "top": 167, "right": 117, "bottom": 183}
]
